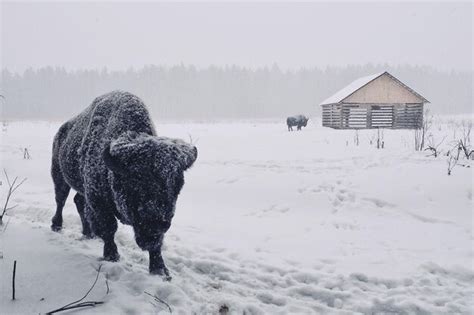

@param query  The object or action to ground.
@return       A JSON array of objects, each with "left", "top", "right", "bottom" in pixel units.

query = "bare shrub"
[
  {"left": 446, "top": 136, "right": 473, "bottom": 175},
  {"left": 414, "top": 109, "right": 432, "bottom": 151},
  {"left": 353, "top": 129, "right": 359, "bottom": 146},
  {"left": 457, "top": 139, "right": 473, "bottom": 160},
  {"left": 376, "top": 128, "right": 384, "bottom": 149},
  {"left": 424, "top": 135, "right": 446, "bottom": 158},
  {"left": 460, "top": 120, "right": 472, "bottom": 147},
  {"left": 23, "top": 148, "right": 31, "bottom": 160},
  {"left": 367, "top": 132, "right": 376, "bottom": 146},
  {"left": 0, "top": 170, "right": 27, "bottom": 225},
  {"left": 447, "top": 155, "right": 457, "bottom": 175}
]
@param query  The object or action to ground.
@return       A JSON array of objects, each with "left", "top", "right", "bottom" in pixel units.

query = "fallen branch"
[
  {"left": 45, "top": 265, "right": 104, "bottom": 315},
  {"left": 105, "top": 277, "right": 110, "bottom": 295},
  {"left": 144, "top": 291, "right": 172, "bottom": 313},
  {"left": 48, "top": 301, "right": 104, "bottom": 314}
]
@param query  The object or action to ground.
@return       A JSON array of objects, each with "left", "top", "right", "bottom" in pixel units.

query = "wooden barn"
[{"left": 320, "top": 72, "right": 429, "bottom": 129}]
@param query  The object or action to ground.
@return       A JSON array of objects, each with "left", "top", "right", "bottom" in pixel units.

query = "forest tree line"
[{"left": 1, "top": 64, "right": 472, "bottom": 120}]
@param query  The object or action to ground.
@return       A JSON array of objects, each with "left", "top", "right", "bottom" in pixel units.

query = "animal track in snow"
[
  {"left": 332, "top": 221, "right": 359, "bottom": 231},
  {"left": 301, "top": 181, "right": 357, "bottom": 214},
  {"left": 216, "top": 177, "right": 240, "bottom": 184},
  {"left": 245, "top": 204, "right": 291, "bottom": 218},
  {"left": 7, "top": 206, "right": 474, "bottom": 314},
  {"left": 361, "top": 197, "right": 396, "bottom": 208}
]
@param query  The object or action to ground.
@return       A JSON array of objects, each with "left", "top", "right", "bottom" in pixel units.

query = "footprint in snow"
[{"left": 362, "top": 197, "right": 396, "bottom": 208}]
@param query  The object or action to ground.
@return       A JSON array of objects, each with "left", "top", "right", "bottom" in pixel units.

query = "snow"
[
  {"left": 1, "top": 118, "right": 473, "bottom": 314},
  {"left": 319, "top": 72, "right": 385, "bottom": 105}
]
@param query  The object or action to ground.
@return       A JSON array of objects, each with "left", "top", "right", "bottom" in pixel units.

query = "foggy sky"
[{"left": 1, "top": 1, "right": 472, "bottom": 73}]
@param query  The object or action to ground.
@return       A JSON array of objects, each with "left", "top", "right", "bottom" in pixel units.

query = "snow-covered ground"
[{"left": 1, "top": 118, "right": 473, "bottom": 314}]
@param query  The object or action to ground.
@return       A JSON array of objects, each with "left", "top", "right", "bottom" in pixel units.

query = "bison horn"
[
  {"left": 179, "top": 145, "right": 198, "bottom": 171},
  {"left": 103, "top": 142, "right": 127, "bottom": 174},
  {"left": 187, "top": 133, "right": 200, "bottom": 145}
]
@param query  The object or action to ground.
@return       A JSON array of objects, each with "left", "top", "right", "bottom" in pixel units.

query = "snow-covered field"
[{"left": 1, "top": 118, "right": 473, "bottom": 314}]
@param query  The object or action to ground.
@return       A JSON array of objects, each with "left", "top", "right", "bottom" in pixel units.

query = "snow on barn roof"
[
  {"left": 319, "top": 72, "right": 384, "bottom": 105},
  {"left": 319, "top": 71, "right": 429, "bottom": 105}
]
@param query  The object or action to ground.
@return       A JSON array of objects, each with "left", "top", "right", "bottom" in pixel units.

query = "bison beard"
[{"left": 50, "top": 91, "right": 197, "bottom": 280}]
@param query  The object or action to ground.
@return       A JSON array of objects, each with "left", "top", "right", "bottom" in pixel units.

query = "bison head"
[
  {"left": 302, "top": 116, "right": 309, "bottom": 127},
  {"left": 103, "top": 131, "right": 197, "bottom": 251}
]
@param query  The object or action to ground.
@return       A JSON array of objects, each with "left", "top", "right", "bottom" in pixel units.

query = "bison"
[
  {"left": 286, "top": 115, "right": 309, "bottom": 131},
  {"left": 50, "top": 91, "right": 197, "bottom": 280}
]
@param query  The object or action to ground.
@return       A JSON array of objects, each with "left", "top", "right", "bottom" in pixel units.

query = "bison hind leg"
[
  {"left": 51, "top": 166, "right": 71, "bottom": 232},
  {"left": 73, "top": 193, "right": 94, "bottom": 239}
]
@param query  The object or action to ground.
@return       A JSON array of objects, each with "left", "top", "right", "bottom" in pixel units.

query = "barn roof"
[{"left": 319, "top": 71, "right": 429, "bottom": 105}]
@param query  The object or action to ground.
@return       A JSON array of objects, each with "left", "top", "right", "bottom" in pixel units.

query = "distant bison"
[
  {"left": 51, "top": 91, "right": 197, "bottom": 279},
  {"left": 286, "top": 115, "right": 309, "bottom": 131}
]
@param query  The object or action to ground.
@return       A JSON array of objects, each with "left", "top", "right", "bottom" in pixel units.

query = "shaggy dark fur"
[
  {"left": 51, "top": 91, "right": 197, "bottom": 280},
  {"left": 286, "top": 115, "right": 309, "bottom": 131}
]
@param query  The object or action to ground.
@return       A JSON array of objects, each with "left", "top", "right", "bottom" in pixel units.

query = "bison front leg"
[
  {"left": 147, "top": 234, "right": 171, "bottom": 280},
  {"left": 103, "top": 239, "right": 120, "bottom": 261},
  {"left": 98, "top": 220, "right": 120, "bottom": 262},
  {"left": 99, "top": 220, "right": 119, "bottom": 262},
  {"left": 87, "top": 200, "right": 120, "bottom": 262},
  {"left": 149, "top": 249, "right": 171, "bottom": 281}
]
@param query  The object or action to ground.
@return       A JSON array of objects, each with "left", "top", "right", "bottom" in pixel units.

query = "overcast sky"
[{"left": 1, "top": 1, "right": 472, "bottom": 73}]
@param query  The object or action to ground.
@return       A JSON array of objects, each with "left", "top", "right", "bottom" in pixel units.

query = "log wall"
[{"left": 322, "top": 103, "right": 424, "bottom": 129}]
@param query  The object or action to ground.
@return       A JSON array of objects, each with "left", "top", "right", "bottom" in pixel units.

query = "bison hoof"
[
  {"left": 103, "top": 242, "right": 119, "bottom": 261},
  {"left": 82, "top": 231, "right": 95, "bottom": 239},
  {"left": 102, "top": 252, "right": 120, "bottom": 262},
  {"left": 79, "top": 233, "right": 95, "bottom": 241},
  {"left": 150, "top": 267, "right": 172, "bottom": 281},
  {"left": 51, "top": 216, "right": 62, "bottom": 232},
  {"left": 51, "top": 224, "right": 62, "bottom": 232}
]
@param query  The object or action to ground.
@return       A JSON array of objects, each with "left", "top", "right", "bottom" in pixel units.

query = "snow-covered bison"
[
  {"left": 286, "top": 115, "right": 309, "bottom": 131},
  {"left": 50, "top": 91, "right": 197, "bottom": 279}
]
